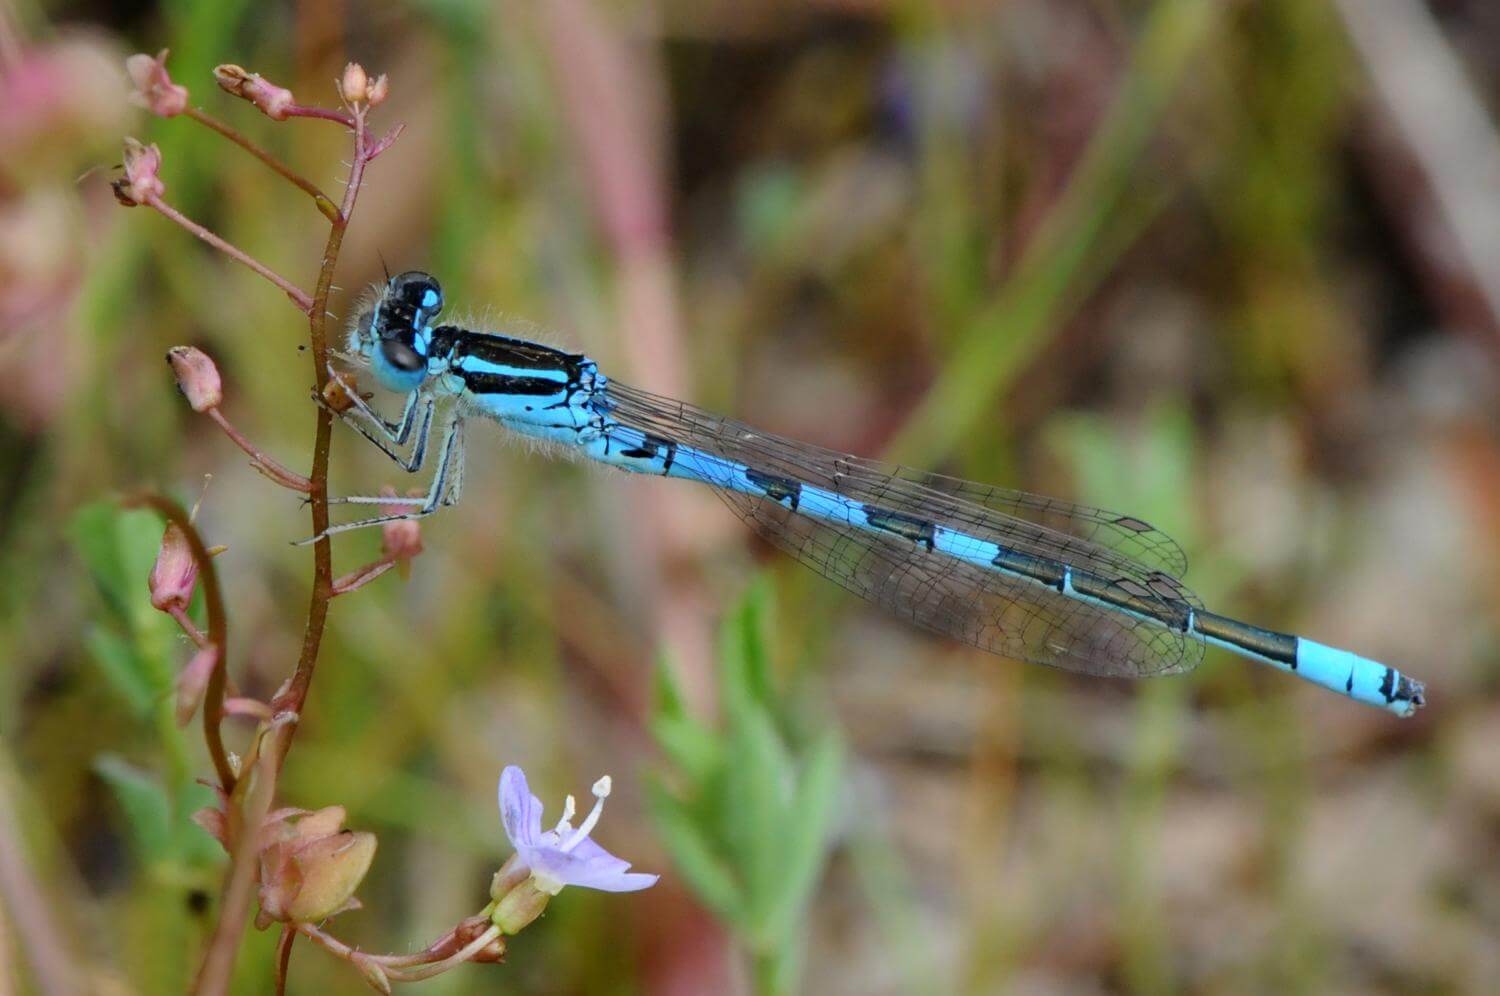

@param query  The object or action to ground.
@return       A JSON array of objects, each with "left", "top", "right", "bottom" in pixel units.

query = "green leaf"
[
  {"left": 650, "top": 713, "right": 722, "bottom": 786},
  {"left": 645, "top": 778, "right": 744, "bottom": 923},
  {"left": 653, "top": 653, "right": 689, "bottom": 722},
  {"left": 70, "top": 502, "right": 162, "bottom": 623},
  {"left": 70, "top": 502, "right": 186, "bottom": 719},
  {"left": 719, "top": 578, "right": 777, "bottom": 726},
  {"left": 766, "top": 732, "right": 843, "bottom": 940},
  {"left": 94, "top": 754, "right": 173, "bottom": 864},
  {"left": 84, "top": 627, "right": 157, "bottom": 719},
  {"left": 726, "top": 707, "right": 795, "bottom": 944},
  {"left": 172, "top": 779, "right": 225, "bottom": 867}
]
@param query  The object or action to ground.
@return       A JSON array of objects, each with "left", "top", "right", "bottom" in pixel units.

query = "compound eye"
[
  {"left": 392, "top": 271, "right": 444, "bottom": 318},
  {"left": 380, "top": 336, "right": 425, "bottom": 373}
]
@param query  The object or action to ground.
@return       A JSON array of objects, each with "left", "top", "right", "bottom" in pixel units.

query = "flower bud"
[
  {"left": 111, "top": 137, "right": 164, "bottom": 206},
  {"left": 175, "top": 645, "right": 219, "bottom": 726},
  {"left": 166, "top": 346, "right": 222, "bottom": 412},
  {"left": 126, "top": 50, "right": 189, "bottom": 117},
  {"left": 340, "top": 62, "right": 369, "bottom": 103},
  {"left": 149, "top": 523, "right": 198, "bottom": 613},
  {"left": 213, "top": 64, "right": 294, "bottom": 120},
  {"left": 257, "top": 806, "right": 378, "bottom": 926},
  {"left": 353, "top": 959, "right": 392, "bottom": 995},
  {"left": 282, "top": 831, "right": 378, "bottom": 922},
  {"left": 380, "top": 490, "right": 424, "bottom": 562},
  {"left": 367, "top": 74, "right": 389, "bottom": 107}
]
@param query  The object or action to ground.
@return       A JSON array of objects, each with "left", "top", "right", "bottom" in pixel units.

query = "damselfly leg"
[{"left": 299, "top": 379, "right": 467, "bottom": 542}]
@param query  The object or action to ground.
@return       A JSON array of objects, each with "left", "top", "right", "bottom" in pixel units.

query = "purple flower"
[{"left": 498, "top": 765, "right": 657, "bottom": 896}]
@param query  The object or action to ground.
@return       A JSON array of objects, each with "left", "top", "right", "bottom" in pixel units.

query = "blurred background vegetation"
[{"left": 3, "top": 0, "right": 1499, "bottom": 992}]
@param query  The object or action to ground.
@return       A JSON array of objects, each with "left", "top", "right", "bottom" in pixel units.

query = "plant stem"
[
  {"left": 275, "top": 925, "right": 295, "bottom": 995},
  {"left": 206, "top": 408, "right": 311, "bottom": 493},
  {"left": 145, "top": 195, "right": 314, "bottom": 313},
  {"left": 271, "top": 109, "right": 371, "bottom": 757},
  {"left": 185, "top": 107, "right": 341, "bottom": 222}
]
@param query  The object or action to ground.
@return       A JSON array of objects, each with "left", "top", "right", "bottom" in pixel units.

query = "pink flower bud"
[
  {"left": 175, "top": 645, "right": 219, "bottom": 726},
  {"left": 192, "top": 804, "right": 228, "bottom": 849},
  {"left": 149, "top": 523, "right": 198, "bottom": 613},
  {"left": 340, "top": 62, "right": 368, "bottom": 103},
  {"left": 110, "top": 137, "right": 164, "bottom": 207},
  {"left": 213, "top": 64, "right": 294, "bottom": 121},
  {"left": 125, "top": 49, "right": 189, "bottom": 117},
  {"left": 381, "top": 516, "right": 423, "bottom": 562},
  {"left": 367, "top": 73, "right": 389, "bottom": 107},
  {"left": 380, "top": 488, "right": 424, "bottom": 564},
  {"left": 166, "top": 346, "right": 222, "bottom": 412}
]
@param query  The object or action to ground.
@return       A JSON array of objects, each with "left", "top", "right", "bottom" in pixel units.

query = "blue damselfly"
[{"left": 317, "top": 270, "right": 1426, "bottom": 717}]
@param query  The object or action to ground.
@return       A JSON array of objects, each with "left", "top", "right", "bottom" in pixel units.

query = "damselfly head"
[{"left": 353, "top": 270, "right": 447, "bottom": 392}]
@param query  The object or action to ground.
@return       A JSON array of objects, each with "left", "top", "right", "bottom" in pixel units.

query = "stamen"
[
  {"left": 554, "top": 794, "right": 576, "bottom": 833},
  {"left": 560, "top": 774, "right": 611, "bottom": 853}
]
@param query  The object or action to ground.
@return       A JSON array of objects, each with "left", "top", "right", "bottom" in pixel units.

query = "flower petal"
[
  {"left": 526, "top": 839, "right": 658, "bottom": 893},
  {"left": 562, "top": 835, "right": 632, "bottom": 876},
  {"left": 498, "top": 766, "right": 543, "bottom": 848}
]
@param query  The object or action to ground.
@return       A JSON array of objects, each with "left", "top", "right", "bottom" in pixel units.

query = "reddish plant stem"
[
  {"left": 129, "top": 493, "right": 235, "bottom": 793},
  {"left": 194, "top": 717, "right": 287, "bottom": 995},
  {"left": 295, "top": 918, "right": 501, "bottom": 979},
  {"left": 387, "top": 926, "right": 501, "bottom": 982},
  {"left": 275, "top": 925, "right": 295, "bottom": 996},
  {"left": 168, "top": 603, "right": 211, "bottom": 648},
  {"left": 332, "top": 557, "right": 396, "bottom": 595},
  {"left": 285, "top": 104, "right": 355, "bottom": 127},
  {"left": 185, "top": 107, "right": 341, "bottom": 222},
  {"left": 271, "top": 109, "right": 370, "bottom": 753},
  {"left": 144, "top": 194, "right": 314, "bottom": 313},
  {"left": 206, "top": 408, "right": 312, "bottom": 493}
]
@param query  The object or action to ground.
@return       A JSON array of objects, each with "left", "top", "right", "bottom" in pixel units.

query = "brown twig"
[
  {"left": 332, "top": 558, "right": 397, "bottom": 596},
  {"left": 275, "top": 924, "right": 296, "bottom": 995},
  {"left": 144, "top": 194, "right": 314, "bottom": 313},
  {"left": 206, "top": 408, "right": 312, "bottom": 493},
  {"left": 185, "top": 107, "right": 341, "bottom": 222},
  {"left": 271, "top": 107, "right": 372, "bottom": 753},
  {"left": 127, "top": 493, "right": 236, "bottom": 793},
  {"left": 194, "top": 716, "right": 290, "bottom": 995}
]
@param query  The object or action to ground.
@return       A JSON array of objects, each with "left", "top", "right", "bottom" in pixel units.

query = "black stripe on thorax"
[
  {"left": 452, "top": 332, "right": 585, "bottom": 375},
  {"left": 460, "top": 372, "right": 571, "bottom": 396}
]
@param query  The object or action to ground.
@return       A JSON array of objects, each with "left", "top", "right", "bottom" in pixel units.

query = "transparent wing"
[
  {"left": 604, "top": 383, "right": 1188, "bottom": 579},
  {"left": 603, "top": 381, "right": 1204, "bottom": 677},
  {"left": 862, "top": 469, "right": 1187, "bottom": 579}
]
